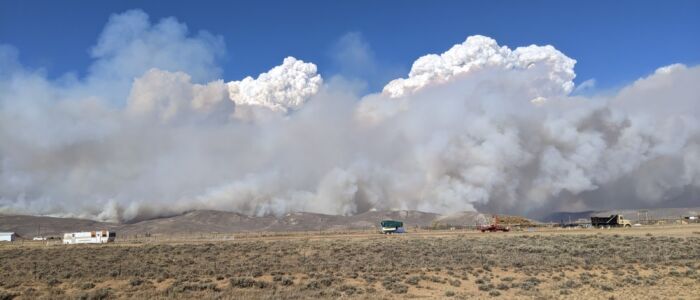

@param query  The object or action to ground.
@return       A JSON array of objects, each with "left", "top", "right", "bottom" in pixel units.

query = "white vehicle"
[
  {"left": 0, "top": 232, "right": 16, "bottom": 242},
  {"left": 33, "top": 237, "right": 47, "bottom": 241},
  {"left": 63, "top": 230, "right": 116, "bottom": 244}
]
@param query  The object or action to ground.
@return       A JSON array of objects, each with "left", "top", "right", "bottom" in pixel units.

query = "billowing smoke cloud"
[
  {"left": 1, "top": 10, "right": 698, "bottom": 222},
  {"left": 127, "top": 69, "right": 231, "bottom": 122},
  {"left": 87, "top": 10, "right": 225, "bottom": 103},
  {"left": 382, "top": 35, "right": 576, "bottom": 98},
  {"left": 227, "top": 57, "right": 323, "bottom": 120}
]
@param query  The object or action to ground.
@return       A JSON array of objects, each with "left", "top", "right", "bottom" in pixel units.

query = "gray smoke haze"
[{"left": 1, "top": 10, "right": 699, "bottom": 222}]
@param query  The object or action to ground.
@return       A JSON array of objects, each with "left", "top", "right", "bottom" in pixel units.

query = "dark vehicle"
[
  {"left": 590, "top": 215, "right": 632, "bottom": 228},
  {"left": 380, "top": 220, "right": 405, "bottom": 234}
]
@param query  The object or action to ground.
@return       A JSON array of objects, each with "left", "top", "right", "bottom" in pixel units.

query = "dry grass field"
[{"left": 1, "top": 225, "right": 699, "bottom": 299}]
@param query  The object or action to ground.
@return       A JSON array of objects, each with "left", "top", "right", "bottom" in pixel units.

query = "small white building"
[
  {"left": 63, "top": 230, "right": 116, "bottom": 244},
  {"left": 0, "top": 232, "right": 16, "bottom": 242}
]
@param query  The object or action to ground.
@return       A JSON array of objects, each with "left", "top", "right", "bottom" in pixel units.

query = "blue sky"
[{"left": 1, "top": 0, "right": 699, "bottom": 91}]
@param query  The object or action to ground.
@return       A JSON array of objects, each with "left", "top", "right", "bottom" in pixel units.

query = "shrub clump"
[
  {"left": 46, "top": 278, "right": 61, "bottom": 287},
  {"left": 381, "top": 277, "right": 408, "bottom": 294},
  {"left": 77, "top": 288, "right": 111, "bottom": 300},
  {"left": 0, "top": 291, "right": 18, "bottom": 300},
  {"left": 305, "top": 276, "right": 335, "bottom": 290},
  {"left": 230, "top": 277, "right": 269, "bottom": 289},
  {"left": 230, "top": 277, "right": 256, "bottom": 288},
  {"left": 128, "top": 278, "right": 144, "bottom": 287},
  {"left": 405, "top": 276, "right": 420, "bottom": 285}
]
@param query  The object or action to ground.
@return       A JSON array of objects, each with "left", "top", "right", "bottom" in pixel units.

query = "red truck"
[{"left": 479, "top": 215, "right": 511, "bottom": 232}]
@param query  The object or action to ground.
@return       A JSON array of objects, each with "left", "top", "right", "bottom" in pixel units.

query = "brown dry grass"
[{"left": 1, "top": 225, "right": 699, "bottom": 299}]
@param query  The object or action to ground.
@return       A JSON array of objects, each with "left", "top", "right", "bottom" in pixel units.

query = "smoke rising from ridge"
[{"left": 1, "top": 10, "right": 699, "bottom": 222}]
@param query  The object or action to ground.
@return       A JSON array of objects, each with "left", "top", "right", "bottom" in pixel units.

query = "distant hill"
[
  {"left": 541, "top": 211, "right": 597, "bottom": 224},
  {"left": 0, "top": 209, "right": 491, "bottom": 238},
  {"left": 0, "top": 214, "right": 119, "bottom": 238},
  {"left": 542, "top": 207, "right": 700, "bottom": 223}
]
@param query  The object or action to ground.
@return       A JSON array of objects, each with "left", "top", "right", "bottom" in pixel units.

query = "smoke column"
[{"left": 1, "top": 10, "right": 699, "bottom": 222}]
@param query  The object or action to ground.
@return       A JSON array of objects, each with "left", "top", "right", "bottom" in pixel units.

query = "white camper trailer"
[
  {"left": 0, "top": 232, "right": 16, "bottom": 242},
  {"left": 63, "top": 230, "right": 116, "bottom": 244}
]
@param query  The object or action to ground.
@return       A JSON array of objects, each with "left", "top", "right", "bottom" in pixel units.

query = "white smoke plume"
[
  {"left": 382, "top": 35, "right": 576, "bottom": 98},
  {"left": 127, "top": 69, "right": 231, "bottom": 122},
  {"left": 227, "top": 57, "right": 322, "bottom": 120},
  {"left": 1, "top": 10, "right": 699, "bottom": 222}
]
